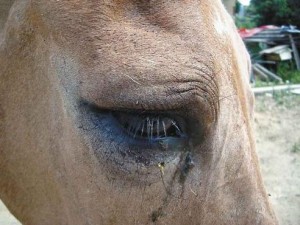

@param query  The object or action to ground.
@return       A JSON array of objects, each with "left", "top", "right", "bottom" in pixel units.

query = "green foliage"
[
  {"left": 250, "top": 0, "right": 300, "bottom": 27},
  {"left": 291, "top": 142, "right": 300, "bottom": 153},
  {"left": 254, "top": 80, "right": 276, "bottom": 87},
  {"left": 277, "top": 62, "right": 300, "bottom": 83},
  {"left": 235, "top": 0, "right": 300, "bottom": 28},
  {"left": 235, "top": 2, "right": 258, "bottom": 28},
  {"left": 235, "top": 15, "right": 257, "bottom": 29},
  {"left": 254, "top": 62, "right": 300, "bottom": 87}
]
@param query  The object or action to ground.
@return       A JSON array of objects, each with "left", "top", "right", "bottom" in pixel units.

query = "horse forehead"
[
  {"left": 36, "top": 0, "right": 247, "bottom": 85},
  {"left": 38, "top": 0, "right": 228, "bottom": 25},
  {"left": 39, "top": 0, "right": 236, "bottom": 51}
]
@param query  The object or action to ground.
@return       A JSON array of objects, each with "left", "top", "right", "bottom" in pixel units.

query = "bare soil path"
[{"left": 255, "top": 93, "right": 300, "bottom": 225}]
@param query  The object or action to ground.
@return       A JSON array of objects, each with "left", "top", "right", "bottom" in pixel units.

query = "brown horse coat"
[{"left": 0, "top": 1, "right": 278, "bottom": 224}]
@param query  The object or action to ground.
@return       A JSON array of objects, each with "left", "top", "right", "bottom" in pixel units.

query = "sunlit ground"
[
  {"left": 255, "top": 93, "right": 300, "bottom": 225},
  {"left": 0, "top": 201, "right": 20, "bottom": 225}
]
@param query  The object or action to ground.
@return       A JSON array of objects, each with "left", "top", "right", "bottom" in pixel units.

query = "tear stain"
[
  {"left": 151, "top": 207, "right": 164, "bottom": 223},
  {"left": 161, "top": 151, "right": 195, "bottom": 196},
  {"left": 179, "top": 152, "right": 195, "bottom": 184},
  {"left": 150, "top": 151, "right": 195, "bottom": 223},
  {"left": 0, "top": 104, "right": 5, "bottom": 132},
  {"left": 0, "top": 104, "right": 4, "bottom": 119}
]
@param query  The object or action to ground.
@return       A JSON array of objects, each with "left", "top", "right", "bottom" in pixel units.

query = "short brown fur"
[{"left": 0, "top": 1, "right": 278, "bottom": 224}]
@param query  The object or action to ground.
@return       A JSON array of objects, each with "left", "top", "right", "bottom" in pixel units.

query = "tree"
[{"left": 250, "top": 0, "right": 300, "bottom": 27}]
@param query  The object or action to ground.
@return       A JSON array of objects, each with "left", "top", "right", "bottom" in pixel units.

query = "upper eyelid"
[{"left": 81, "top": 99, "right": 185, "bottom": 118}]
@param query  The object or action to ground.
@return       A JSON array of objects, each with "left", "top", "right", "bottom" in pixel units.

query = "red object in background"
[{"left": 238, "top": 25, "right": 278, "bottom": 38}]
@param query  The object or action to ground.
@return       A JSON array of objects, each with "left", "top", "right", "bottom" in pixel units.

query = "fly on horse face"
[{"left": 0, "top": 0, "right": 278, "bottom": 224}]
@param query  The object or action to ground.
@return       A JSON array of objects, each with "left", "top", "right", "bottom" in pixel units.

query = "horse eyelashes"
[
  {"left": 113, "top": 112, "right": 185, "bottom": 141},
  {"left": 132, "top": 117, "right": 181, "bottom": 140}
]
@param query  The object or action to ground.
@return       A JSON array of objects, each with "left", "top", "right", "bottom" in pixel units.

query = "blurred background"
[
  {"left": 225, "top": 1, "right": 300, "bottom": 225},
  {"left": 1, "top": 0, "right": 299, "bottom": 224}
]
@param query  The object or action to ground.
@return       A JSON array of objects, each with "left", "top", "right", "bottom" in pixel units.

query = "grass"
[
  {"left": 255, "top": 91, "right": 300, "bottom": 112},
  {"left": 272, "top": 91, "right": 285, "bottom": 105},
  {"left": 254, "top": 61, "right": 300, "bottom": 87},
  {"left": 254, "top": 80, "right": 277, "bottom": 88},
  {"left": 277, "top": 61, "right": 300, "bottom": 84},
  {"left": 291, "top": 142, "right": 300, "bottom": 153}
]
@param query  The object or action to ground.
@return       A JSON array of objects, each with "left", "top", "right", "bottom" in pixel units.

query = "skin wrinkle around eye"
[
  {"left": 162, "top": 60, "right": 220, "bottom": 124},
  {"left": 76, "top": 71, "right": 216, "bottom": 176},
  {"left": 166, "top": 81, "right": 219, "bottom": 124},
  {"left": 80, "top": 48, "right": 219, "bottom": 121},
  {"left": 78, "top": 67, "right": 219, "bottom": 167},
  {"left": 83, "top": 76, "right": 219, "bottom": 125}
]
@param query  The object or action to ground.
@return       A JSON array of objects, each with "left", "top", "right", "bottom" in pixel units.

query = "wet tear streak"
[
  {"left": 179, "top": 152, "right": 195, "bottom": 183},
  {"left": 150, "top": 152, "right": 195, "bottom": 223}
]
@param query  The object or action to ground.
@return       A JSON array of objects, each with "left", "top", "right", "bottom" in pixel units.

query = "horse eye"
[{"left": 113, "top": 112, "right": 186, "bottom": 141}]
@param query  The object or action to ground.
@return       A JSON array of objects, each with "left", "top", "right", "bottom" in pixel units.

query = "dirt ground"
[
  {"left": 254, "top": 93, "right": 300, "bottom": 225},
  {"left": 0, "top": 93, "right": 299, "bottom": 225}
]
